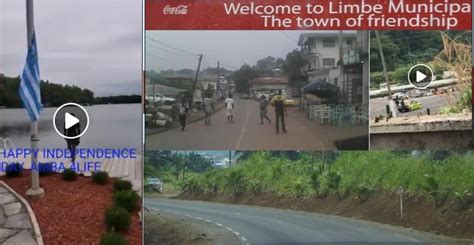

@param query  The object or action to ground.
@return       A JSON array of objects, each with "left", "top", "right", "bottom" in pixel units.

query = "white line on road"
[
  {"left": 235, "top": 100, "right": 249, "bottom": 149},
  {"left": 409, "top": 238, "right": 420, "bottom": 243},
  {"left": 159, "top": 209, "right": 250, "bottom": 245}
]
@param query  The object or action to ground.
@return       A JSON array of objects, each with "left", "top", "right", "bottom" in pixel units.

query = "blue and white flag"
[{"left": 19, "top": 32, "right": 42, "bottom": 122}]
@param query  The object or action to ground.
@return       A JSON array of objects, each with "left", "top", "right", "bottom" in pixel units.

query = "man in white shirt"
[{"left": 225, "top": 93, "right": 235, "bottom": 123}]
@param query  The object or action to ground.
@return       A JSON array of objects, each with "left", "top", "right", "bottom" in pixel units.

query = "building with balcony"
[{"left": 298, "top": 31, "right": 369, "bottom": 104}]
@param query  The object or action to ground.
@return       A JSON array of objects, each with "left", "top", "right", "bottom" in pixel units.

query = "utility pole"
[
  {"left": 25, "top": 0, "right": 44, "bottom": 199},
  {"left": 192, "top": 54, "right": 203, "bottom": 95},
  {"left": 228, "top": 150, "right": 232, "bottom": 168},
  {"left": 375, "top": 31, "right": 398, "bottom": 117},
  {"left": 182, "top": 151, "right": 187, "bottom": 181},
  {"left": 217, "top": 61, "right": 220, "bottom": 99}
]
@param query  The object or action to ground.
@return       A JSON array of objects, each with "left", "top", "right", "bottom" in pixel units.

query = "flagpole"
[{"left": 25, "top": 0, "right": 44, "bottom": 198}]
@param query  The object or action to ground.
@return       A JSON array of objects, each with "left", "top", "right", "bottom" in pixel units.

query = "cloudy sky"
[
  {"left": 146, "top": 31, "right": 310, "bottom": 72},
  {"left": 0, "top": 0, "right": 141, "bottom": 96}
]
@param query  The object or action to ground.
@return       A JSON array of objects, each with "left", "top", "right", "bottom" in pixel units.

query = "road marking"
[
  {"left": 235, "top": 100, "right": 249, "bottom": 149},
  {"left": 409, "top": 238, "right": 420, "bottom": 243},
  {"left": 157, "top": 210, "right": 250, "bottom": 244}
]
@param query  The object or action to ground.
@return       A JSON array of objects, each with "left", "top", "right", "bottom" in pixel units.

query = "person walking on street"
[
  {"left": 259, "top": 95, "right": 271, "bottom": 124},
  {"left": 225, "top": 93, "right": 235, "bottom": 123},
  {"left": 271, "top": 89, "right": 287, "bottom": 134},
  {"left": 178, "top": 96, "right": 189, "bottom": 131},
  {"left": 203, "top": 92, "right": 215, "bottom": 126}
]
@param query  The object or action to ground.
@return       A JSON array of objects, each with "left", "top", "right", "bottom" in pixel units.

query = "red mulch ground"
[{"left": 0, "top": 171, "right": 142, "bottom": 245}]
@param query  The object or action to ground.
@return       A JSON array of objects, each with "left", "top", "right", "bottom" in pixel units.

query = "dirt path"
[{"left": 144, "top": 210, "right": 240, "bottom": 245}]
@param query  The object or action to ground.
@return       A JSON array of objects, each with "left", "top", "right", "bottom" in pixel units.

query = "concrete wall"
[
  {"left": 370, "top": 114, "right": 472, "bottom": 150},
  {"left": 370, "top": 130, "right": 471, "bottom": 150}
]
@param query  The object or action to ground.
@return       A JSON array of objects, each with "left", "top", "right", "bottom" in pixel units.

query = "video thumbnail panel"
[
  {"left": 144, "top": 150, "right": 474, "bottom": 244},
  {"left": 369, "top": 30, "right": 472, "bottom": 150},
  {"left": 0, "top": 0, "right": 142, "bottom": 244},
  {"left": 145, "top": 31, "right": 369, "bottom": 150}
]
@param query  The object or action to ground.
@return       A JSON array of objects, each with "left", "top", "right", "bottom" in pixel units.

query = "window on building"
[
  {"left": 346, "top": 39, "right": 353, "bottom": 45},
  {"left": 322, "top": 39, "right": 336, "bottom": 47},
  {"left": 322, "top": 58, "right": 336, "bottom": 67}
]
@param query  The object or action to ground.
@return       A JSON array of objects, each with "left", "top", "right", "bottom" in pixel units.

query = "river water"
[{"left": 0, "top": 104, "right": 142, "bottom": 152}]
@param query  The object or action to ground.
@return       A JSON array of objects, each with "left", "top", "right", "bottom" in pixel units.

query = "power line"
[
  {"left": 146, "top": 37, "right": 200, "bottom": 56},
  {"left": 146, "top": 42, "right": 192, "bottom": 57}
]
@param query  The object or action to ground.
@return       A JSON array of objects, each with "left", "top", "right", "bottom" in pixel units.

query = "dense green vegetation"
[
  {"left": 370, "top": 31, "right": 471, "bottom": 88},
  {"left": 144, "top": 151, "right": 214, "bottom": 183},
  {"left": 0, "top": 75, "right": 140, "bottom": 107},
  {"left": 148, "top": 151, "right": 474, "bottom": 208}
]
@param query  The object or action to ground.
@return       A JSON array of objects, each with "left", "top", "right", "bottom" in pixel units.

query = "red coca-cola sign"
[{"left": 163, "top": 5, "right": 188, "bottom": 15}]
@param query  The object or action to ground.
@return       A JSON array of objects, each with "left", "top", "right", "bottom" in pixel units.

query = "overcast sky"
[
  {"left": 146, "top": 31, "right": 311, "bottom": 72},
  {"left": 0, "top": 0, "right": 141, "bottom": 96}
]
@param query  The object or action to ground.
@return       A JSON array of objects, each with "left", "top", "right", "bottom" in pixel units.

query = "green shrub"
[
  {"left": 5, "top": 163, "right": 22, "bottom": 177},
  {"left": 105, "top": 206, "right": 131, "bottom": 231},
  {"left": 113, "top": 179, "right": 133, "bottom": 192},
  {"left": 422, "top": 174, "right": 448, "bottom": 207},
  {"left": 62, "top": 168, "right": 77, "bottom": 181},
  {"left": 310, "top": 171, "right": 322, "bottom": 198},
  {"left": 38, "top": 163, "right": 54, "bottom": 176},
  {"left": 92, "top": 171, "right": 109, "bottom": 185},
  {"left": 324, "top": 171, "right": 342, "bottom": 200},
  {"left": 114, "top": 191, "right": 139, "bottom": 212},
  {"left": 100, "top": 232, "right": 128, "bottom": 245},
  {"left": 352, "top": 183, "right": 373, "bottom": 203},
  {"left": 225, "top": 169, "right": 245, "bottom": 197},
  {"left": 454, "top": 189, "right": 473, "bottom": 210},
  {"left": 247, "top": 179, "right": 263, "bottom": 195},
  {"left": 292, "top": 177, "right": 307, "bottom": 198}
]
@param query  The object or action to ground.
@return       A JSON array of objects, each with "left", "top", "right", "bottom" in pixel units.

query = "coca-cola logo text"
[{"left": 163, "top": 5, "right": 189, "bottom": 15}]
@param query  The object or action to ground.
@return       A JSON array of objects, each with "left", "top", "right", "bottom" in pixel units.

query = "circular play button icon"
[
  {"left": 407, "top": 64, "right": 434, "bottom": 89},
  {"left": 53, "top": 103, "right": 90, "bottom": 139}
]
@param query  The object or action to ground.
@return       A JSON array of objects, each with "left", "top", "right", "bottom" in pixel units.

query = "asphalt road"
[
  {"left": 146, "top": 99, "right": 368, "bottom": 150},
  {"left": 370, "top": 94, "right": 456, "bottom": 118},
  {"left": 145, "top": 198, "right": 438, "bottom": 245}
]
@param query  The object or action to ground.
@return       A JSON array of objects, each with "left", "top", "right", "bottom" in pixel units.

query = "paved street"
[
  {"left": 145, "top": 198, "right": 439, "bottom": 245},
  {"left": 146, "top": 99, "right": 368, "bottom": 150},
  {"left": 370, "top": 93, "right": 455, "bottom": 118}
]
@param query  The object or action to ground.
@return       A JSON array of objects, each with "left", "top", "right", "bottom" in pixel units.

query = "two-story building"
[{"left": 298, "top": 31, "right": 368, "bottom": 104}]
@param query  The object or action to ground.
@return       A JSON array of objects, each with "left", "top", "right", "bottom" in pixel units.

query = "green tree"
[
  {"left": 233, "top": 64, "right": 258, "bottom": 94},
  {"left": 283, "top": 49, "right": 308, "bottom": 93}
]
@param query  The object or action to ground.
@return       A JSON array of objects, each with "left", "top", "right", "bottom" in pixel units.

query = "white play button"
[
  {"left": 408, "top": 64, "right": 434, "bottom": 89},
  {"left": 64, "top": 112, "right": 80, "bottom": 130},
  {"left": 53, "top": 103, "right": 90, "bottom": 139},
  {"left": 416, "top": 71, "right": 427, "bottom": 83}
]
